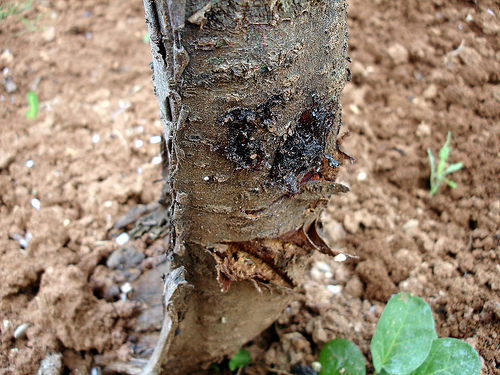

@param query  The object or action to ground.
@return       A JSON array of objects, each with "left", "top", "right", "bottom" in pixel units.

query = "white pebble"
[
  {"left": 31, "top": 198, "right": 41, "bottom": 210},
  {"left": 3, "top": 320, "right": 9, "bottom": 330},
  {"left": 136, "top": 125, "right": 144, "bottom": 133},
  {"left": 487, "top": 8, "right": 494, "bottom": 16},
  {"left": 136, "top": 167, "right": 143, "bottom": 174},
  {"left": 333, "top": 253, "right": 347, "bottom": 262},
  {"left": 357, "top": 171, "right": 367, "bottom": 181},
  {"left": 25, "top": 159, "right": 34, "bottom": 168},
  {"left": 327, "top": 285, "right": 342, "bottom": 294},
  {"left": 311, "top": 362, "right": 322, "bottom": 372},
  {"left": 13, "top": 323, "right": 30, "bottom": 339},
  {"left": 203, "top": 176, "right": 210, "bottom": 181},
  {"left": 120, "top": 282, "right": 133, "bottom": 294},
  {"left": 152, "top": 155, "right": 162, "bottom": 165},
  {"left": 134, "top": 139, "right": 144, "bottom": 148},
  {"left": 149, "top": 135, "right": 162, "bottom": 144},
  {"left": 315, "top": 261, "right": 331, "bottom": 273},
  {"left": 92, "top": 134, "right": 100, "bottom": 144},
  {"left": 115, "top": 232, "right": 130, "bottom": 245}
]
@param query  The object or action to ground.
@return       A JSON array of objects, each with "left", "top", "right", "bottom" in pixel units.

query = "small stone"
[
  {"left": 42, "top": 26, "right": 56, "bottom": 43},
  {"left": 402, "top": 219, "right": 419, "bottom": 232},
  {"left": 37, "top": 352, "right": 63, "bottom": 375},
  {"left": 114, "top": 232, "right": 130, "bottom": 246},
  {"left": 107, "top": 244, "right": 144, "bottom": 269},
  {"left": 13, "top": 323, "right": 30, "bottom": 339},
  {"left": 0, "top": 49, "right": 14, "bottom": 64},
  {"left": 344, "top": 275, "right": 364, "bottom": 298},
  {"left": 387, "top": 43, "right": 410, "bottom": 65},
  {"left": 333, "top": 253, "right": 347, "bottom": 262},
  {"left": 149, "top": 135, "right": 162, "bottom": 144},
  {"left": 422, "top": 84, "right": 438, "bottom": 99},
  {"left": 31, "top": 198, "right": 41, "bottom": 210},
  {"left": 416, "top": 122, "right": 431, "bottom": 138},
  {"left": 3, "top": 77, "right": 17, "bottom": 93},
  {"left": 327, "top": 285, "right": 342, "bottom": 294}
]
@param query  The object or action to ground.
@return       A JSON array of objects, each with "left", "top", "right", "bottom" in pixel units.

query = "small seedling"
[
  {"left": 0, "top": 0, "right": 44, "bottom": 36},
  {"left": 427, "top": 132, "right": 463, "bottom": 197},
  {"left": 229, "top": 349, "right": 251, "bottom": 373},
  {"left": 0, "top": 1, "right": 33, "bottom": 21},
  {"left": 318, "top": 293, "right": 480, "bottom": 375},
  {"left": 25, "top": 91, "right": 39, "bottom": 119}
]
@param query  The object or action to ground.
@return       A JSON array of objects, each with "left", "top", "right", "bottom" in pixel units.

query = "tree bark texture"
[{"left": 142, "top": 0, "right": 350, "bottom": 373}]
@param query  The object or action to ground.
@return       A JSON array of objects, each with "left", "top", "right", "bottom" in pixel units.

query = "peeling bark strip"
[{"left": 142, "top": 0, "right": 349, "bottom": 373}]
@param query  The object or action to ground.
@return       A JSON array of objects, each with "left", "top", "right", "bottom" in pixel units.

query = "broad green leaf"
[
  {"left": 228, "top": 349, "right": 251, "bottom": 371},
  {"left": 371, "top": 293, "right": 437, "bottom": 374},
  {"left": 409, "top": 338, "right": 481, "bottom": 375},
  {"left": 319, "top": 338, "right": 366, "bottom": 375},
  {"left": 444, "top": 162, "right": 463, "bottom": 175}
]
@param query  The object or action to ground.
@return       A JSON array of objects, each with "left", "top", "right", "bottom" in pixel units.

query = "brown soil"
[{"left": 1, "top": 0, "right": 499, "bottom": 374}]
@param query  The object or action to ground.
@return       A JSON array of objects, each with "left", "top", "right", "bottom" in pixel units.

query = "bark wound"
[
  {"left": 220, "top": 95, "right": 351, "bottom": 194},
  {"left": 219, "top": 95, "right": 284, "bottom": 170},
  {"left": 215, "top": 96, "right": 353, "bottom": 291},
  {"left": 271, "top": 98, "right": 344, "bottom": 194}
]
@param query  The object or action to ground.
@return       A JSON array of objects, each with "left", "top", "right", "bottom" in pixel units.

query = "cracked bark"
[{"left": 141, "top": 0, "right": 350, "bottom": 373}]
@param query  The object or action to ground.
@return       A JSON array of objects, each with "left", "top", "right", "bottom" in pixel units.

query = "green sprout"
[
  {"left": 318, "top": 293, "right": 481, "bottom": 375},
  {"left": 0, "top": 0, "right": 44, "bottom": 36},
  {"left": 0, "top": 1, "right": 33, "bottom": 21},
  {"left": 427, "top": 132, "right": 463, "bottom": 197},
  {"left": 25, "top": 91, "right": 39, "bottom": 120},
  {"left": 228, "top": 349, "right": 251, "bottom": 372}
]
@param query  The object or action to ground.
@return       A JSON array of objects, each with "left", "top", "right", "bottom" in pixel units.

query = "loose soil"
[{"left": 0, "top": 0, "right": 499, "bottom": 374}]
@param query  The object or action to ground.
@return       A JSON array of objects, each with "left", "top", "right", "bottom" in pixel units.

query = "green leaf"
[
  {"left": 443, "top": 162, "right": 464, "bottom": 175},
  {"left": 371, "top": 293, "right": 437, "bottom": 374},
  {"left": 319, "top": 338, "right": 366, "bottom": 375},
  {"left": 228, "top": 349, "right": 251, "bottom": 371},
  {"left": 408, "top": 338, "right": 481, "bottom": 375},
  {"left": 427, "top": 148, "right": 435, "bottom": 178},
  {"left": 444, "top": 178, "right": 457, "bottom": 189},
  {"left": 438, "top": 132, "right": 452, "bottom": 162},
  {"left": 25, "top": 91, "right": 39, "bottom": 120}
]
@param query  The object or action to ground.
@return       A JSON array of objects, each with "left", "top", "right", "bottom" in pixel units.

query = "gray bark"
[{"left": 141, "top": 0, "right": 350, "bottom": 373}]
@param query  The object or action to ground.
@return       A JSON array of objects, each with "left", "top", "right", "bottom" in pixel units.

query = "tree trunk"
[{"left": 141, "top": 0, "right": 350, "bottom": 373}]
